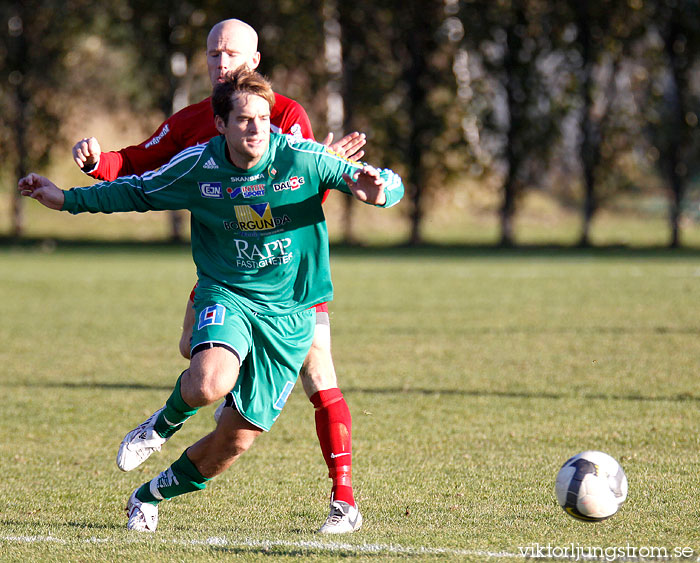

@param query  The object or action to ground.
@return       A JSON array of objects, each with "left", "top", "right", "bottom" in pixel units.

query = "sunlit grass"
[{"left": 1, "top": 244, "right": 700, "bottom": 560}]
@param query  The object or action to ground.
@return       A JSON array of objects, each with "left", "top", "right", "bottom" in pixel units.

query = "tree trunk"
[
  {"left": 406, "top": 16, "right": 429, "bottom": 246},
  {"left": 324, "top": 0, "right": 358, "bottom": 244},
  {"left": 167, "top": 55, "right": 191, "bottom": 243},
  {"left": 9, "top": 4, "right": 28, "bottom": 238},
  {"left": 500, "top": 176, "right": 515, "bottom": 247},
  {"left": 576, "top": 3, "right": 595, "bottom": 247},
  {"left": 167, "top": 81, "right": 190, "bottom": 243},
  {"left": 500, "top": 5, "right": 526, "bottom": 247},
  {"left": 662, "top": 8, "right": 685, "bottom": 249},
  {"left": 12, "top": 121, "right": 27, "bottom": 238},
  {"left": 12, "top": 85, "right": 28, "bottom": 238}
]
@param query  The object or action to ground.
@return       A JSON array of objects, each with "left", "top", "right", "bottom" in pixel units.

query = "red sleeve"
[
  {"left": 89, "top": 95, "right": 316, "bottom": 181},
  {"left": 87, "top": 98, "right": 217, "bottom": 182},
  {"left": 271, "top": 93, "right": 315, "bottom": 141},
  {"left": 271, "top": 93, "right": 333, "bottom": 202},
  {"left": 88, "top": 117, "right": 183, "bottom": 181}
]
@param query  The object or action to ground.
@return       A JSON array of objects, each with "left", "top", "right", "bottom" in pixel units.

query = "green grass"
[{"left": 2, "top": 242, "right": 700, "bottom": 561}]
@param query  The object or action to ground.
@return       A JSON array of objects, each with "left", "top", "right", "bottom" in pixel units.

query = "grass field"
[{"left": 1, "top": 241, "right": 700, "bottom": 561}]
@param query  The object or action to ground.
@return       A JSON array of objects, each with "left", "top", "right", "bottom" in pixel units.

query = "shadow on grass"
[
  {"left": 0, "top": 518, "right": 116, "bottom": 533},
  {"left": 205, "top": 545, "right": 400, "bottom": 558},
  {"left": 0, "top": 520, "right": 421, "bottom": 558},
  {"left": 343, "top": 386, "right": 700, "bottom": 403},
  {"left": 3, "top": 235, "right": 700, "bottom": 259},
  {"left": 2, "top": 380, "right": 174, "bottom": 392},
  {"left": 387, "top": 325, "right": 700, "bottom": 336},
  {"left": 7, "top": 378, "right": 699, "bottom": 403},
  {"left": 65, "top": 521, "right": 116, "bottom": 531}
]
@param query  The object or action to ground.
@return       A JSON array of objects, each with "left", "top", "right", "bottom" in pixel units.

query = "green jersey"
[{"left": 62, "top": 133, "right": 404, "bottom": 314}]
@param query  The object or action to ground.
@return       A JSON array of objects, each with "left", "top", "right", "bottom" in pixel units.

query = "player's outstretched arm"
[
  {"left": 18, "top": 173, "right": 65, "bottom": 210},
  {"left": 72, "top": 137, "right": 102, "bottom": 171},
  {"left": 342, "top": 166, "right": 387, "bottom": 206},
  {"left": 322, "top": 131, "right": 366, "bottom": 162}
]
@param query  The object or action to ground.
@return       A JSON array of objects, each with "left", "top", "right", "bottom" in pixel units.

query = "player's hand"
[
  {"left": 72, "top": 137, "right": 102, "bottom": 170},
  {"left": 343, "top": 165, "right": 386, "bottom": 206},
  {"left": 322, "top": 131, "right": 366, "bottom": 162},
  {"left": 18, "top": 173, "right": 65, "bottom": 210}
]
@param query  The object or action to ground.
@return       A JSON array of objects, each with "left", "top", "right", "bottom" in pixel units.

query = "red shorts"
[{"left": 189, "top": 283, "right": 328, "bottom": 313}]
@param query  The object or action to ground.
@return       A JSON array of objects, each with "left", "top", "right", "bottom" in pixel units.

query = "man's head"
[
  {"left": 212, "top": 67, "right": 275, "bottom": 169},
  {"left": 206, "top": 19, "right": 261, "bottom": 87}
]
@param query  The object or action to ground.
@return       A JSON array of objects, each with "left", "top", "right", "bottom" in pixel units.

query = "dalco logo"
[
  {"left": 198, "top": 182, "right": 223, "bottom": 199},
  {"left": 273, "top": 176, "right": 305, "bottom": 192}
]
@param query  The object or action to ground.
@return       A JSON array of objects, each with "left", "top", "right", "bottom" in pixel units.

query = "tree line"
[{"left": 1, "top": 0, "right": 699, "bottom": 246}]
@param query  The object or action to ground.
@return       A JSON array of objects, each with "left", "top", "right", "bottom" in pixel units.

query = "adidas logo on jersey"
[{"left": 203, "top": 157, "right": 218, "bottom": 170}]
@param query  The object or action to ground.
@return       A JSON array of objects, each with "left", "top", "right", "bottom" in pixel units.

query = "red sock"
[{"left": 310, "top": 388, "right": 355, "bottom": 506}]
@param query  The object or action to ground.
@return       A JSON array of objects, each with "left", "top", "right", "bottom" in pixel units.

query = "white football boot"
[
  {"left": 117, "top": 407, "right": 169, "bottom": 471},
  {"left": 126, "top": 489, "right": 158, "bottom": 532},
  {"left": 317, "top": 500, "right": 363, "bottom": 534}
]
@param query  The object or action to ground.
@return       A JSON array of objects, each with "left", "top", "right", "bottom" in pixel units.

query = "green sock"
[
  {"left": 136, "top": 450, "right": 210, "bottom": 504},
  {"left": 154, "top": 371, "right": 199, "bottom": 438}
]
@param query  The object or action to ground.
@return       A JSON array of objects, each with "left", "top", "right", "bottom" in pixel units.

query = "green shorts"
[{"left": 191, "top": 284, "right": 315, "bottom": 431}]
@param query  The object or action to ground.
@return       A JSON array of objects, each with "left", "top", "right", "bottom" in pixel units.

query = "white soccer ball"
[{"left": 555, "top": 450, "right": 628, "bottom": 521}]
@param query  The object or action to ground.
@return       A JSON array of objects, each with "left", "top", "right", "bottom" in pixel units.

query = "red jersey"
[{"left": 87, "top": 93, "right": 315, "bottom": 181}]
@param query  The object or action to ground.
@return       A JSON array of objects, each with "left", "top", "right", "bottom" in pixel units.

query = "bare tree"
[{"left": 1, "top": 1, "right": 93, "bottom": 237}]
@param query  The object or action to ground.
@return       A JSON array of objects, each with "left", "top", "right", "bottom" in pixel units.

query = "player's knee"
[
  {"left": 195, "top": 373, "right": 232, "bottom": 404},
  {"left": 300, "top": 362, "right": 334, "bottom": 387},
  {"left": 187, "top": 354, "right": 238, "bottom": 405},
  {"left": 299, "top": 340, "right": 337, "bottom": 391}
]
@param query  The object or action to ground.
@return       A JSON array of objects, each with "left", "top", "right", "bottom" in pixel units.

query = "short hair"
[{"left": 211, "top": 67, "right": 275, "bottom": 124}]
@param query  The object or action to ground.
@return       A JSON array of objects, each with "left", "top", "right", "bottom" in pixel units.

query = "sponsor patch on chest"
[
  {"left": 222, "top": 203, "right": 291, "bottom": 232},
  {"left": 273, "top": 176, "right": 305, "bottom": 192},
  {"left": 227, "top": 184, "right": 265, "bottom": 199},
  {"left": 199, "top": 182, "right": 223, "bottom": 198}
]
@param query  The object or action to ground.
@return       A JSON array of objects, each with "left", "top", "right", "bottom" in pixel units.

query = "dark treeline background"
[{"left": 1, "top": 0, "right": 699, "bottom": 246}]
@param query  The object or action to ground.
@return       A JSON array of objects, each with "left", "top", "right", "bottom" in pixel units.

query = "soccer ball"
[{"left": 555, "top": 450, "right": 628, "bottom": 521}]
